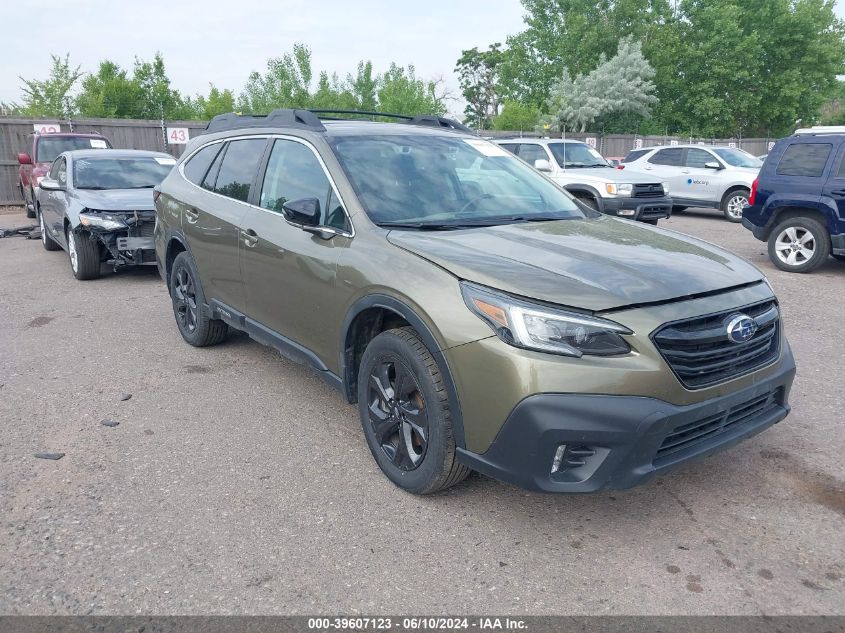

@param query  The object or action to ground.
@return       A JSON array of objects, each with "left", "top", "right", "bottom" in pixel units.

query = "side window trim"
[{"left": 202, "top": 142, "right": 228, "bottom": 192}]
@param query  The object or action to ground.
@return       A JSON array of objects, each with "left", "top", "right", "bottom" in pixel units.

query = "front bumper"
[
  {"left": 601, "top": 195, "right": 672, "bottom": 222},
  {"left": 456, "top": 346, "right": 795, "bottom": 493}
]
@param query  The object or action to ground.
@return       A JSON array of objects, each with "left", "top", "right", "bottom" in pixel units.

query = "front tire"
[
  {"left": 722, "top": 189, "right": 749, "bottom": 223},
  {"left": 358, "top": 327, "right": 470, "bottom": 495},
  {"left": 38, "top": 208, "right": 60, "bottom": 251},
  {"left": 66, "top": 227, "right": 101, "bottom": 280},
  {"left": 169, "top": 251, "right": 228, "bottom": 347},
  {"left": 767, "top": 217, "right": 831, "bottom": 273}
]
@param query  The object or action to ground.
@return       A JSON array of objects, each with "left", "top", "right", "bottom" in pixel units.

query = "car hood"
[
  {"left": 387, "top": 217, "right": 763, "bottom": 312},
  {"left": 555, "top": 167, "right": 659, "bottom": 184},
  {"left": 71, "top": 188, "right": 156, "bottom": 211}
]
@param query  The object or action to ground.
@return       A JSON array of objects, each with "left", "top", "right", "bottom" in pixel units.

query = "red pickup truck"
[{"left": 18, "top": 132, "right": 112, "bottom": 217}]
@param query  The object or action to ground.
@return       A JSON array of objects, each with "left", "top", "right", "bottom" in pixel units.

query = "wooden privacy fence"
[
  {"left": 0, "top": 117, "right": 207, "bottom": 206},
  {"left": 0, "top": 115, "right": 779, "bottom": 206}
]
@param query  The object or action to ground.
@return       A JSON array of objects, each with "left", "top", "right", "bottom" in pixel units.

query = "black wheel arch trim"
[
  {"left": 563, "top": 184, "right": 604, "bottom": 212},
  {"left": 161, "top": 230, "right": 195, "bottom": 289},
  {"left": 340, "top": 294, "right": 466, "bottom": 449}
]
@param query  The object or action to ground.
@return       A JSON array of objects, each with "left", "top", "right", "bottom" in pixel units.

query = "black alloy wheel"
[
  {"left": 367, "top": 356, "right": 429, "bottom": 471},
  {"left": 173, "top": 266, "right": 198, "bottom": 334}
]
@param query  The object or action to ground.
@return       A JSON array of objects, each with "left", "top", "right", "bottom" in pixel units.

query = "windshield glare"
[
  {"left": 37, "top": 137, "right": 108, "bottom": 163},
  {"left": 712, "top": 148, "right": 762, "bottom": 168},
  {"left": 329, "top": 135, "right": 586, "bottom": 227},
  {"left": 548, "top": 143, "right": 609, "bottom": 168},
  {"left": 73, "top": 157, "right": 174, "bottom": 190}
]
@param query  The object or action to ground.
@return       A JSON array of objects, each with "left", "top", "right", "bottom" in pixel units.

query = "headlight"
[
  {"left": 605, "top": 183, "right": 633, "bottom": 196},
  {"left": 461, "top": 282, "right": 632, "bottom": 357},
  {"left": 79, "top": 212, "right": 127, "bottom": 231}
]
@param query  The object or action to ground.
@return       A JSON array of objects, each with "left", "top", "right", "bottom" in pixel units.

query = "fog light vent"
[{"left": 551, "top": 444, "right": 597, "bottom": 474}]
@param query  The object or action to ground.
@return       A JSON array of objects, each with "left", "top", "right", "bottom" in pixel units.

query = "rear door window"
[
  {"left": 516, "top": 144, "right": 550, "bottom": 164},
  {"left": 648, "top": 148, "right": 684, "bottom": 166},
  {"left": 206, "top": 138, "right": 267, "bottom": 201},
  {"left": 499, "top": 143, "right": 519, "bottom": 154},
  {"left": 776, "top": 143, "right": 832, "bottom": 177}
]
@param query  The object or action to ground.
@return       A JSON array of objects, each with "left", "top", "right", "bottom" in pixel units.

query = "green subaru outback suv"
[{"left": 154, "top": 109, "right": 796, "bottom": 495}]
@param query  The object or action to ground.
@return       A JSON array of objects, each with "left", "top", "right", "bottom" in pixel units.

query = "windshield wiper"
[
  {"left": 125, "top": 185, "right": 156, "bottom": 189},
  {"left": 75, "top": 186, "right": 108, "bottom": 190},
  {"left": 377, "top": 221, "right": 462, "bottom": 230}
]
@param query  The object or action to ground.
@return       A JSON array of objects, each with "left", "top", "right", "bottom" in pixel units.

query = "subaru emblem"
[{"left": 726, "top": 314, "right": 758, "bottom": 344}]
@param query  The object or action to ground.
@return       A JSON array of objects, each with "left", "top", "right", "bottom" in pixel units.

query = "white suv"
[
  {"left": 496, "top": 139, "right": 672, "bottom": 224},
  {"left": 621, "top": 145, "right": 762, "bottom": 222}
]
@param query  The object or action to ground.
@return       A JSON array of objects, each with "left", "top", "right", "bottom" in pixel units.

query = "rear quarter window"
[
  {"left": 623, "top": 149, "right": 649, "bottom": 163},
  {"left": 648, "top": 148, "right": 684, "bottom": 166},
  {"left": 183, "top": 143, "right": 222, "bottom": 185},
  {"left": 776, "top": 143, "right": 832, "bottom": 177}
]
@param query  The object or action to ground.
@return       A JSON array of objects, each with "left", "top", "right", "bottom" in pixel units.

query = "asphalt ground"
[{"left": 0, "top": 207, "right": 842, "bottom": 615}]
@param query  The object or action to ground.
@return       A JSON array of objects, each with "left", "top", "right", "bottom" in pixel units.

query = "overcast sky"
[{"left": 3, "top": 0, "right": 845, "bottom": 118}]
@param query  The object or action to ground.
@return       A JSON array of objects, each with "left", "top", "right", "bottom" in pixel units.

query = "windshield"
[
  {"left": 547, "top": 143, "right": 609, "bottom": 168},
  {"left": 328, "top": 134, "right": 587, "bottom": 228},
  {"left": 37, "top": 137, "right": 109, "bottom": 163},
  {"left": 73, "top": 157, "right": 174, "bottom": 190},
  {"left": 712, "top": 148, "right": 762, "bottom": 168}
]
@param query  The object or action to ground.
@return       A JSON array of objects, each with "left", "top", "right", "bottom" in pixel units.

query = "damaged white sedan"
[{"left": 36, "top": 149, "right": 176, "bottom": 280}]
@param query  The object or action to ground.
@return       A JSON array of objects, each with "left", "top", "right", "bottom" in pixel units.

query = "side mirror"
[
  {"left": 39, "top": 178, "right": 62, "bottom": 191},
  {"left": 18, "top": 153, "right": 32, "bottom": 165},
  {"left": 704, "top": 161, "right": 723, "bottom": 170},
  {"left": 282, "top": 197, "right": 321, "bottom": 227},
  {"left": 534, "top": 158, "right": 553, "bottom": 173}
]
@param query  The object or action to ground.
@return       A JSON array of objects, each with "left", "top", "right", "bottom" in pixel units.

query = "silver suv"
[
  {"left": 496, "top": 139, "right": 671, "bottom": 224},
  {"left": 621, "top": 145, "right": 762, "bottom": 222}
]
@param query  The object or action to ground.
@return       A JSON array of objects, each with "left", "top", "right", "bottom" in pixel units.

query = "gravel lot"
[{"left": 0, "top": 207, "right": 842, "bottom": 616}]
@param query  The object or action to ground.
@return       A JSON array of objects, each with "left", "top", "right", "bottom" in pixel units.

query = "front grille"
[
  {"left": 632, "top": 183, "right": 665, "bottom": 198},
  {"left": 655, "top": 388, "right": 782, "bottom": 462},
  {"left": 128, "top": 221, "right": 155, "bottom": 238},
  {"left": 653, "top": 300, "right": 780, "bottom": 389}
]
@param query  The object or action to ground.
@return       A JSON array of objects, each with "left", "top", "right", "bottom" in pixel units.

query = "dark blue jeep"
[{"left": 743, "top": 128, "right": 845, "bottom": 273}]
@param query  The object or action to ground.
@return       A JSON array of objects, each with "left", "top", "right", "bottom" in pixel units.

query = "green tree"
[
  {"left": 194, "top": 84, "right": 236, "bottom": 119},
  {"left": 542, "top": 37, "right": 657, "bottom": 132},
  {"left": 498, "top": 0, "right": 673, "bottom": 107},
  {"left": 76, "top": 60, "right": 146, "bottom": 118},
  {"left": 311, "top": 72, "right": 359, "bottom": 110},
  {"left": 349, "top": 61, "right": 378, "bottom": 110},
  {"left": 239, "top": 43, "right": 313, "bottom": 112},
  {"left": 377, "top": 64, "right": 445, "bottom": 116},
  {"left": 133, "top": 53, "right": 195, "bottom": 119},
  {"left": 456, "top": 44, "right": 503, "bottom": 128},
  {"left": 17, "top": 53, "right": 83, "bottom": 118},
  {"left": 493, "top": 101, "right": 540, "bottom": 131}
]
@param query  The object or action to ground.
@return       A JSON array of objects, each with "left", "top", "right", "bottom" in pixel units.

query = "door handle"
[
  {"left": 241, "top": 228, "right": 258, "bottom": 247},
  {"left": 184, "top": 208, "right": 199, "bottom": 224}
]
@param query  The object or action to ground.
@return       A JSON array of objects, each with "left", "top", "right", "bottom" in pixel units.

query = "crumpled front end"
[{"left": 74, "top": 209, "right": 157, "bottom": 269}]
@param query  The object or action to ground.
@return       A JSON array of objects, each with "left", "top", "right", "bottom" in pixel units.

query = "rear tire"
[
  {"left": 767, "top": 216, "right": 830, "bottom": 273},
  {"left": 357, "top": 327, "right": 470, "bottom": 495},
  {"left": 169, "top": 251, "right": 228, "bottom": 347},
  {"left": 26, "top": 188, "right": 36, "bottom": 218},
  {"left": 38, "top": 208, "right": 60, "bottom": 251},
  {"left": 66, "top": 227, "right": 101, "bottom": 280},
  {"left": 722, "top": 189, "right": 749, "bottom": 223}
]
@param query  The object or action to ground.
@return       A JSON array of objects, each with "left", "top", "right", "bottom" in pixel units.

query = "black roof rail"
[
  {"left": 309, "top": 110, "right": 475, "bottom": 135},
  {"left": 204, "top": 109, "right": 326, "bottom": 134}
]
